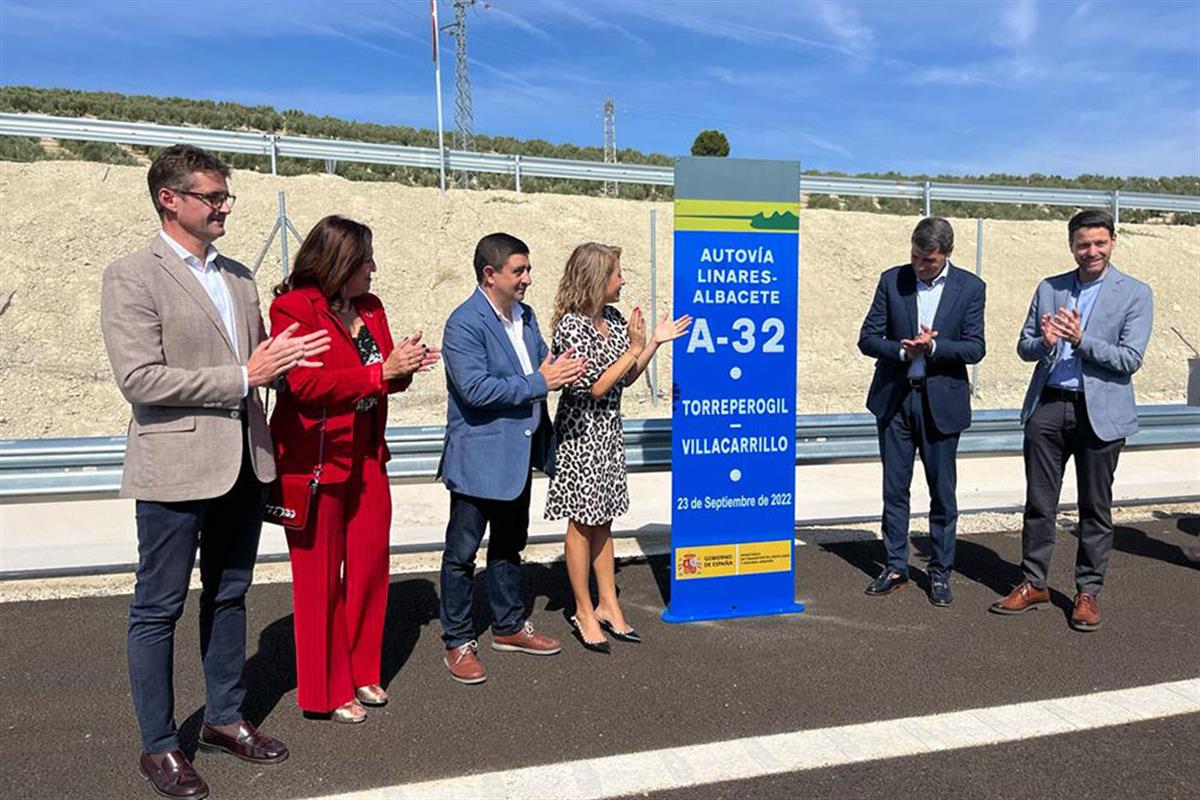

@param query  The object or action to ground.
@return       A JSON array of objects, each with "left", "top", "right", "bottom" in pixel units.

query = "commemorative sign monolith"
[{"left": 664, "top": 156, "right": 804, "bottom": 623}]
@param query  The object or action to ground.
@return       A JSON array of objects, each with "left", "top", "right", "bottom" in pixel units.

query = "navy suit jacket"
[
  {"left": 858, "top": 263, "right": 987, "bottom": 435},
  {"left": 437, "top": 289, "right": 555, "bottom": 501}
]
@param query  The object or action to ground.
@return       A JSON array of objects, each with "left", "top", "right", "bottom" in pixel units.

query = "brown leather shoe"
[
  {"left": 445, "top": 640, "right": 487, "bottom": 684},
  {"left": 138, "top": 750, "right": 209, "bottom": 799},
  {"left": 1070, "top": 592, "right": 1102, "bottom": 632},
  {"left": 198, "top": 720, "right": 288, "bottom": 764},
  {"left": 491, "top": 620, "right": 562, "bottom": 655},
  {"left": 989, "top": 580, "right": 1050, "bottom": 615}
]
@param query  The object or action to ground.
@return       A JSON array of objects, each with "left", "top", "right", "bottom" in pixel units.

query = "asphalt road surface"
[{"left": 1, "top": 516, "right": 1197, "bottom": 799}]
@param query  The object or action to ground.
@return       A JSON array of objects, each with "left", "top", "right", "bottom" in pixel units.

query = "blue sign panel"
[{"left": 664, "top": 157, "right": 804, "bottom": 623}]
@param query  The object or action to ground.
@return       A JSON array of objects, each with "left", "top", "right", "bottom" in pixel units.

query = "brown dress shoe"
[
  {"left": 989, "top": 580, "right": 1050, "bottom": 614},
  {"left": 491, "top": 620, "right": 562, "bottom": 655},
  {"left": 445, "top": 640, "right": 487, "bottom": 684},
  {"left": 1070, "top": 592, "right": 1102, "bottom": 632},
  {"left": 139, "top": 750, "right": 209, "bottom": 800},
  {"left": 198, "top": 720, "right": 288, "bottom": 764}
]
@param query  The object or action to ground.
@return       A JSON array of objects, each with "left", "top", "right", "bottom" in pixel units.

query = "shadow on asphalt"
[
  {"left": 173, "top": 577, "right": 440, "bottom": 759},
  {"left": 518, "top": 554, "right": 676, "bottom": 618},
  {"left": 817, "top": 533, "right": 1025, "bottom": 597}
]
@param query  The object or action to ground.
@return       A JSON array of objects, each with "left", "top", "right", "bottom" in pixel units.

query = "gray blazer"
[
  {"left": 1017, "top": 265, "right": 1154, "bottom": 443},
  {"left": 101, "top": 236, "right": 275, "bottom": 502}
]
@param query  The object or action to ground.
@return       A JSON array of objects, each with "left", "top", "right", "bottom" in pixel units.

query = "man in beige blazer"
[{"left": 101, "top": 144, "right": 329, "bottom": 800}]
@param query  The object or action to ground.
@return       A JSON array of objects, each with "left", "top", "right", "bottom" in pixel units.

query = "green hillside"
[{"left": 1, "top": 86, "right": 1196, "bottom": 223}]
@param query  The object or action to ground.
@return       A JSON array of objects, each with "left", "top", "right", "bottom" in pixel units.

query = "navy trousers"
[
  {"left": 877, "top": 386, "right": 961, "bottom": 579},
  {"left": 439, "top": 469, "right": 532, "bottom": 648},
  {"left": 127, "top": 447, "right": 264, "bottom": 753}
]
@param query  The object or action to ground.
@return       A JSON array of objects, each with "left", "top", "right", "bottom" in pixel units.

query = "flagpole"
[{"left": 432, "top": 0, "right": 447, "bottom": 193}]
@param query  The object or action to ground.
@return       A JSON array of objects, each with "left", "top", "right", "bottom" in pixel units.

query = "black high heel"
[
  {"left": 597, "top": 617, "right": 642, "bottom": 644},
  {"left": 569, "top": 615, "right": 611, "bottom": 654}
]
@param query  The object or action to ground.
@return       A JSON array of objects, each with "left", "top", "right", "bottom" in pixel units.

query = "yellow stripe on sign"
[
  {"left": 675, "top": 540, "right": 793, "bottom": 579},
  {"left": 674, "top": 199, "right": 800, "bottom": 233},
  {"left": 738, "top": 540, "right": 793, "bottom": 574},
  {"left": 675, "top": 199, "right": 799, "bottom": 217}
]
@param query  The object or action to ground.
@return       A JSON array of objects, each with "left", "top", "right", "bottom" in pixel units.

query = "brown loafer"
[
  {"left": 491, "top": 621, "right": 561, "bottom": 655},
  {"left": 445, "top": 640, "right": 487, "bottom": 684},
  {"left": 1070, "top": 592, "right": 1102, "bottom": 632},
  {"left": 989, "top": 580, "right": 1050, "bottom": 615},
  {"left": 138, "top": 750, "right": 209, "bottom": 799},
  {"left": 198, "top": 720, "right": 288, "bottom": 764}
]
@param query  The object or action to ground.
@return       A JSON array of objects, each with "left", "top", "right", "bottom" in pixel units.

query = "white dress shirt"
[
  {"left": 159, "top": 231, "right": 248, "bottom": 396},
  {"left": 478, "top": 287, "right": 541, "bottom": 429},
  {"left": 903, "top": 263, "right": 950, "bottom": 380}
]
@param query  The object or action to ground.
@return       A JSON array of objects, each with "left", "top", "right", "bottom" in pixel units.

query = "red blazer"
[{"left": 268, "top": 286, "right": 411, "bottom": 484}]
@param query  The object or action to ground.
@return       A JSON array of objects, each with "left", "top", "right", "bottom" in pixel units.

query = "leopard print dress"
[{"left": 544, "top": 307, "right": 630, "bottom": 525}]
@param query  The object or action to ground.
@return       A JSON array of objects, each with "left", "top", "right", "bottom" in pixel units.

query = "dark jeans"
[
  {"left": 1021, "top": 392, "right": 1124, "bottom": 594},
  {"left": 128, "top": 449, "right": 264, "bottom": 754},
  {"left": 439, "top": 470, "right": 533, "bottom": 648},
  {"left": 877, "top": 386, "right": 961, "bottom": 579}
]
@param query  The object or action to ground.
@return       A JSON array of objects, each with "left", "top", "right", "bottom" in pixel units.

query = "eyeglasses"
[{"left": 170, "top": 188, "right": 237, "bottom": 210}]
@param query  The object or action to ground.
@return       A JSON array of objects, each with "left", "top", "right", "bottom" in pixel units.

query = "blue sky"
[{"left": 1, "top": 0, "right": 1197, "bottom": 177}]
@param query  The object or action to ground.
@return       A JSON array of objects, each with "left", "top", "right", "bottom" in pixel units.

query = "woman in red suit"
[{"left": 270, "top": 215, "right": 439, "bottom": 723}]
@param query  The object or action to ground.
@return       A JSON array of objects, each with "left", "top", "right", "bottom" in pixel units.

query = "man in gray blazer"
[
  {"left": 102, "top": 145, "right": 328, "bottom": 799},
  {"left": 436, "top": 232, "right": 585, "bottom": 684},
  {"left": 991, "top": 210, "right": 1153, "bottom": 631}
]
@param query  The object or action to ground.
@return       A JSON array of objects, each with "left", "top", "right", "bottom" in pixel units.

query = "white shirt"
[
  {"left": 903, "top": 263, "right": 949, "bottom": 380},
  {"left": 478, "top": 287, "right": 542, "bottom": 429},
  {"left": 159, "top": 231, "right": 248, "bottom": 397}
]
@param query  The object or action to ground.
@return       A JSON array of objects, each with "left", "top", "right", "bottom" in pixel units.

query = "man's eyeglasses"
[{"left": 170, "top": 188, "right": 237, "bottom": 210}]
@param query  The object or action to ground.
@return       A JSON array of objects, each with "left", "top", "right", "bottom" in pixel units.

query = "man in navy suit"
[
  {"left": 437, "top": 232, "right": 585, "bottom": 684},
  {"left": 858, "top": 217, "right": 987, "bottom": 606}
]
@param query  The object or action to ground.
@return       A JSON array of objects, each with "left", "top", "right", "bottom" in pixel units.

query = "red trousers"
[{"left": 286, "top": 414, "right": 391, "bottom": 713}]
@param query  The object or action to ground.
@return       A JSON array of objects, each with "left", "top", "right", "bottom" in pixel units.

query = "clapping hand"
[
  {"left": 1047, "top": 307, "right": 1083, "bottom": 347},
  {"left": 247, "top": 323, "right": 332, "bottom": 388},
  {"left": 1040, "top": 312, "right": 1060, "bottom": 348},
  {"left": 383, "top": 331, "right": 433, "bottom": 380},
  {"left": 539, "top": 346, "right": 587, "bottom": 390},
  {"left": 900, "top": 323, "right": 938, "bottom": 359},
  {"left": 628, "top": 307, "right": 647, "bottom": 354},
  {"left": 652, "top": 309, "right": 692, "bottom": 344}
]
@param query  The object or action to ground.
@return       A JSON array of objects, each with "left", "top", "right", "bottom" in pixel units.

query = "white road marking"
[{"left": 307, "top": 678, "right": 1199, "bottom": 800}]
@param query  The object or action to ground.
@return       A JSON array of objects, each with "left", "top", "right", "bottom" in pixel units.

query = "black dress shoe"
[
  {"left": 928, "top": 578, "right": 953, "bottom": 607},
  {"left": 139, "top": 750, "right": 209, "bottom": 799},
  {"left": 569, "top": 615, "right": 611, "bottom": 654},
  {"left": 865, "top": 569, "right": 909, "bottom": 595},
  {"left": 198, "top": 720, "right": 289, "bottom": 764},
  {"left": 598, "top": 618, "right": 642, "bottom": 644}
]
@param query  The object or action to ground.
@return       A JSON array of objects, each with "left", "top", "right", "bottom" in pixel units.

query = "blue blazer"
[
  {"left": 437, "top": 289, "right": 555, "bottom": 501},
  {"left": 1017, "top": 265, "right": 1153, "bottom": 443},
  {"left": 858, "top": 263, "right": 987, "bottom": 435}
]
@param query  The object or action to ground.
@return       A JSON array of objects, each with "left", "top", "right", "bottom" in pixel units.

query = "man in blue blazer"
[
  {"left": 437, "top": 232, "right": 585, "bottom": 684},
  {"left": 858, "top": 217, "right": 987, "bottom": 606},
  {"left": 991, "top": 210, "right": 1153, "bottom": 631}
]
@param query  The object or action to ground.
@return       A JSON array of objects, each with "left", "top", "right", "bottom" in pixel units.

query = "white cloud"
[
  {"left": 813, "top": 0, "right": 875, "bottom": 55},
  {"left": 994, "top": 0, "right": 1038, "bottom": 48}
]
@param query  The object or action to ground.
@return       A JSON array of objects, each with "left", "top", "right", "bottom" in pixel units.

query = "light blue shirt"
[
  {"left": 1047, "top": 269, "right": 1107, "bottom": 390},
  {"left": 159, "top": 231, "right": 248, "bottom": 397},
  {"left": 903, "top": 263, "right": 950, "bottom": 379}
]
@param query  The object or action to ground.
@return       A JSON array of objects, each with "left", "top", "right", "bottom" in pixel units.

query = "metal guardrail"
[
  {"left": 2, "top": 406, "right": 1196, "bottom": 502},
  {"left": 3, "top": 113, "right": 1197, "bottom": 213}
]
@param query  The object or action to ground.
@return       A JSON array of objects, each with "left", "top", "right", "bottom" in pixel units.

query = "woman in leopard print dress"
[{"left": 546, "top": 243, "right": 691, "bottom": 650}]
